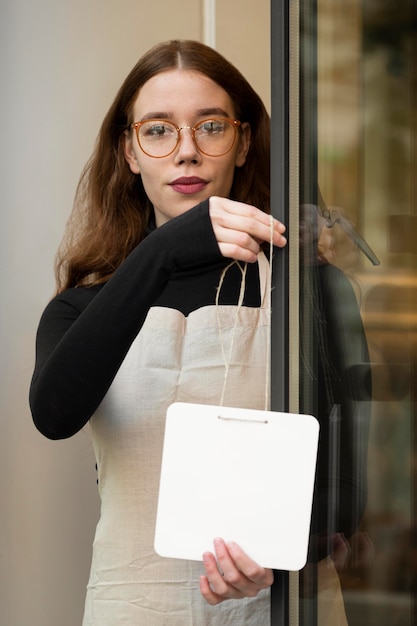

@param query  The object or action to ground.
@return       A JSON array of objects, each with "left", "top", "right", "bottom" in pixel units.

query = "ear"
[
  {"left": 235, "top": 122, "right": 251, "bottom": 168},
  {"left": 123, "top": 130, "right": 141, "bottom": 175}
]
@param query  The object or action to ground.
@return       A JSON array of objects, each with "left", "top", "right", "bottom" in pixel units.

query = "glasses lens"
[
  {"left": 194, "top": 119, "right": 237, "bottom": 156},
  {"left": 138, "top": 121, "right": 178, "bottom": 157},
  {"left": 136, "top": 118, "right": 239, "bottom": 157}
]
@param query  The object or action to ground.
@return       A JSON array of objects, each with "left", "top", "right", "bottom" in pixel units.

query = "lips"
[{"left": 169, "top": 176, "right": 208, "bottom": 195}]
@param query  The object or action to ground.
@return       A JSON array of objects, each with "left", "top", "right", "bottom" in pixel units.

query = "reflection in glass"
[{"left": 297, "top": 1, "right": 416, "bottom": 624}]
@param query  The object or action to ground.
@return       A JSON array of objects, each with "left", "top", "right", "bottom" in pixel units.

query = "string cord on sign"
[
  {"left": 215, "top": 215, "right": 274, "bottom": 410},
  {"left": 264, "top": 214, "right": 273, "bottom": 410}
]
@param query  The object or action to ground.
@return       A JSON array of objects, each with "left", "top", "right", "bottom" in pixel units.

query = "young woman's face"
[{"left": 124, "top": 69, "right": 251, "bottom": 226}]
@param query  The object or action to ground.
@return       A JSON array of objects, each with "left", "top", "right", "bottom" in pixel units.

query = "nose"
[{"left": 174, "top": 127, "right": 200, "bottom": 163}]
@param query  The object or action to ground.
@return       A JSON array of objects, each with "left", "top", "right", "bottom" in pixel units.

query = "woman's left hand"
[{"left": 199, "top": 538, "right": 274, "bottom": 605}]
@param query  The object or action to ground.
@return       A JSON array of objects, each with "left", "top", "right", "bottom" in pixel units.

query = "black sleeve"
[{"left": 29, "top": 201, "right": 223, "bottom": 440}]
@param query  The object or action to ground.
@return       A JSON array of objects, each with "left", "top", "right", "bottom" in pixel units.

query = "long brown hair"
[{"left": 55, "top": 40, "right": 270, "bottom": 292}]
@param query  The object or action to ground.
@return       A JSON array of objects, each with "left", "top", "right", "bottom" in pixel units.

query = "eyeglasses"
[{"left": 130, "top": 117, "right": 241, "bottom": 158}]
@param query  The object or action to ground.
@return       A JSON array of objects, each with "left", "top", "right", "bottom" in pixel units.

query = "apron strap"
[{"left": 258, "top": 252, "right": 272, "bottom": 309}]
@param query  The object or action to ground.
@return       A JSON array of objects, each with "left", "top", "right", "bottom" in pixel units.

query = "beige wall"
[{"left": 0, "top": 1, "right": 269, "bottom": 624}]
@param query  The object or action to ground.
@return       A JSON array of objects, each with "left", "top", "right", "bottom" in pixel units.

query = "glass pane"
[{"left": 297, "top": 1, "right": 416, "bottom": 624}]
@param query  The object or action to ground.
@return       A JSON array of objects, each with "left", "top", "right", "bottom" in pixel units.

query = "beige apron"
[
  {"left": 83, "top": 255, "right": 271, "bottom": 625},
  {"left": 83, "top": 253, "right": 348, "bottom": 625}
]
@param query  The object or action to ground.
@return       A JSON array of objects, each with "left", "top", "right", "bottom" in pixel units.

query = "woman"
[{"left": 30, "top": 40, "right": 287, "bottom": 625}]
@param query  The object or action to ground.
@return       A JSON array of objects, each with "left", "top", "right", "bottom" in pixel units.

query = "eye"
[
  {"left": 198, "top": 119, "right": 226, "bottom": 135},
  {"left": 143, "top": 121, "right": 176, "bottom": 138}
]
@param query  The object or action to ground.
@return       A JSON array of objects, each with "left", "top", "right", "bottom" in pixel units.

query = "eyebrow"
[{"left": 139, "top": 107, "right": 232, "bottom": 122}]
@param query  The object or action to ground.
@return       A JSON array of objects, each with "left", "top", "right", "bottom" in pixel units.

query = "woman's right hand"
[
  {"left": 200, "top": 538, "right": 273, "bottom": 605},
  {"left": 209, "top": 196, "right": 287, "bottom": 263}
]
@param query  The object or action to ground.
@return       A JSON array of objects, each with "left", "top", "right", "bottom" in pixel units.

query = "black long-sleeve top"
[
  {"left": 29, "top": 199, "right": 370, "bottom": 560},
  {"left": 29, "top": 201, "right": 261, "bottom": 440}
]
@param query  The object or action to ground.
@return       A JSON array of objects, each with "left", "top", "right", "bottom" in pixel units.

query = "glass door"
[{"left": 271, "top": 1, "right": 416, "bottom": 624}]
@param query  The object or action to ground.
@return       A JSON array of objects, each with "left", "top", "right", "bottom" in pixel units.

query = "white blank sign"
[{"left": 155, "top": 402, "right": 319, "bottom": 571}]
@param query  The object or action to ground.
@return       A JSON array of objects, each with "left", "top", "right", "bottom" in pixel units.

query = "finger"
[
  {"left": 213, "top": 538, "right": 271, "bottom": 597},
  {"left": 213, "top": 225, "right": 261, "bottom": 263},
  {"left": 216, "top": 243, "right": 258, "bottom": 264},
  {"left": 209, "top": 197, "right": 287, "bottom": 248},
  {"left": 215, "top": 225, "right": 261, "bottom": 255},
  {"left": 223, "top": 541, "right": 274, "bottom": 588},
  {"left": 212, "top": 216, "right": 286, "bottom": 260},
  {"left": 202, "top": 551, "right": 245, "bottom": 600},
  {"left": 318, "top": 228, "right": 335, "bottom": 253},
  {"left": 214, "top": 211, "right": 286, "bottom": 249},
  {"left": 199, "top": 575, "right": 225, "bottom": 606},
  {"left": 317, "top": 229, "right": 336, "bottom": 265},
  {"left": 212, "top": 196, "right": 286, "bottom": 232}
]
